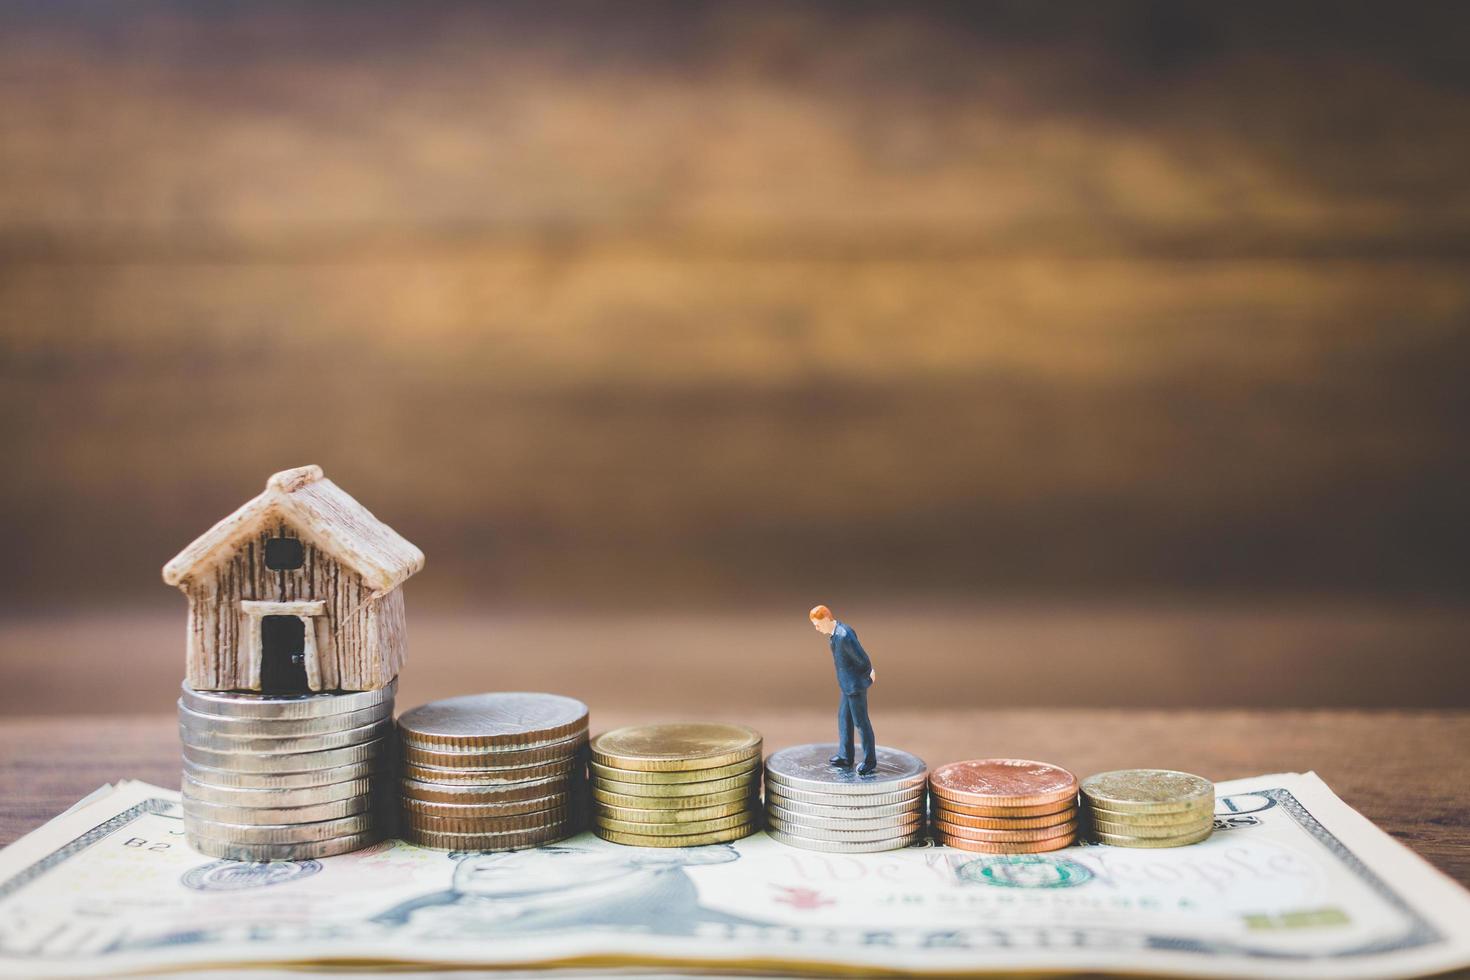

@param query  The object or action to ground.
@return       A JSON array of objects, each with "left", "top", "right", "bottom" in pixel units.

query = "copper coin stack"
[
  {"left": 397, "top": 693, "right": 589, "bottom": 851},
  {"left": 929, "top": 759, "right": 1080, "bottom": 854},
  {"left": 589, "top": 723, "right": 762, "bottom": 847},
  {"left": 178, "top": 681, "right": 396, "bottom": 861},
  {"left": 1081, "top": 769, "right": 1215, "bottom": 848}
]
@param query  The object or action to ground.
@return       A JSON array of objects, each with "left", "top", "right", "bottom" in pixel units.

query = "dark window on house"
[{"left": 264, "top": 537, "right": 305, "bottom": 571}]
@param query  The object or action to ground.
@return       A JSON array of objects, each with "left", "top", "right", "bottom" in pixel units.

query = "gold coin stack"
[
  {"left": 397, "top": 692, "right": 589, "bottom": 851},
  {"left": 590, "top": 723, "right": 762, "bottom": 846},
  {"left": 1081, "top": 769, "right": 1215, "bottom": 848},
  {"left": 929, "top": 759, "right": 1080, "bottom": 854}
]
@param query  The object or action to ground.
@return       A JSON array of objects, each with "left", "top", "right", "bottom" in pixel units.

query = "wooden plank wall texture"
[{"left": 1, "top": 2, "right": 1468, "bottom": 607}]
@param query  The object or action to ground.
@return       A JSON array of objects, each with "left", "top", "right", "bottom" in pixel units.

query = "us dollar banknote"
[{"left": 1, "top": 772, "right": 1467, "bottom": 978}]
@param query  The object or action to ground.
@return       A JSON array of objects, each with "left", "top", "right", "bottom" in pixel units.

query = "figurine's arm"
[{"left": 846, "top": 632, "right": 875, "bottom": 684}]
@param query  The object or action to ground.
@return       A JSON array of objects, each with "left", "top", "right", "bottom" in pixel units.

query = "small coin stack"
[
  {"left": 589, "top": 723, "right": 762, "bottom": 846},
  {"left": 1081, "top": 769, "right": 1215, "bottom": 848},
  {"left": 764, "top": 744, "right": 927, "bottom": 852},
  {"left": 397, "top": 693, "right": 589, "bottom": 850},
  {"left": 929, "top": 759, "right": 1079, "bottom": 854},
  {"left": 179, "top": 681, "right": 396, "bottom": 860}
]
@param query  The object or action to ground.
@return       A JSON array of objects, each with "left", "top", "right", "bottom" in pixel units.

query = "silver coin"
[
  {"left": 767, "top": 827, "right": 922, "bottom": 853},
  {"left": 183, "top": 757, "right": 386, "bottom": 789},
  {"left": 766, "top": 802, "right": 922, "bottom": 832},
  {"left": 767, "top": 813, "right": 922, "bottom": 842},
  {"left": 764, "top": 787, "right": 924, "bottom": 815},
  {"left": 182, "top": 772, "right": 378, "bottom": 807},
  {"left": 182, "top": 793, "right": 373, "bottom": 825},
  {"left": 177, "top": 699, "right": 393, "bottom": 738},
  {"left": 187, "top": 830, "right": 381, "bottom": 861},
  {"left": 180, "top": 680, "right": 396, "bottom": 720},
  {"left": 765, "top": 744, "right": 927, "bottom": 796},
  {"left": 182, "top": 736, "right": 390, "bottom": 773},
  {"left": 185, "top": 811, "right": 375, "bottom": 844},
  {"left": 180, "top": 718, "right": 393, "bottom": 754}
]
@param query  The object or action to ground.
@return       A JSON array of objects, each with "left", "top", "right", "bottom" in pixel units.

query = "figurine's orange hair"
[{"left": 809, "top": 604, "right": 833, "bottom": 622}]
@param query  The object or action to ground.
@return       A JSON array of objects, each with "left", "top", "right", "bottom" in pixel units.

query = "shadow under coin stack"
[
  {"left": 590, "top": 723, "right": 762, "bottom": 846},
  {"left": 179, "top": 681, "right": 396, "bottom": 860},
  {"left": 397, "top": 693, "right": 589, "bottom": 850},
  {"left": 1081, "top": 769, "right": 1215, "bottom": 848},
  {"left": 929, "top": 759, "right": 1079, "bottom": 854},
  {"left": 764, "top": 744, "right": 927, "bottom": 852}
]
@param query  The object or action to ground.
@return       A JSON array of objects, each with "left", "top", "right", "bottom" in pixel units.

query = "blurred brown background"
[{"left": 2, "top": 1, "right": 1468, "bottom": 716}]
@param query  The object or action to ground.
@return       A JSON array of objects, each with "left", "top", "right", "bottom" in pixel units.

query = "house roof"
[{"left": 162, "top": 465, "right": 426, "bottom": 593}]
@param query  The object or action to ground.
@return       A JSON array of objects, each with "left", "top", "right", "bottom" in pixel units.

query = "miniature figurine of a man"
[{"left": 809, "top": 604, "right": 878, "bottom": 774}]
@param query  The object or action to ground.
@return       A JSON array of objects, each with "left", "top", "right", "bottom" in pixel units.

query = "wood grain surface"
[
  {"left": 2, "top": 710, "right": 1465, "bottom": 888},
  {"left": 4, "top": 3, "right": 1470, "bottom": 611}
]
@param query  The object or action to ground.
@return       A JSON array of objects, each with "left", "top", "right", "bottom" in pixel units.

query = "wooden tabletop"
[{"left": 3, "top": 710, "right": 1466, "bottom": 888}]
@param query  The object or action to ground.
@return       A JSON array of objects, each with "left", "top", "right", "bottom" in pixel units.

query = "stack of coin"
[
  {"left": 1081, "top": 769, "right": 1215, "bottom": 848},
  {"left": 929, "top": 759, "right": 1079, "bottom": 854},
  {"left": 764, "top": 744, "right": 927, "bottom": 852},
  {"left": 179, "top": 681, "right": 396, "bottom": 860},
  {"left": 589, "top": 723, "right": 762, "bottom": 846},
  {"left": 397, "top": 693, "right": 588, "bottom": 850}
]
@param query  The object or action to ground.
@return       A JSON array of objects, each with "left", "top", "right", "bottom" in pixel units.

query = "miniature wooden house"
[{"left": 163, "top": 465, "right": 425, "bottom": 693}]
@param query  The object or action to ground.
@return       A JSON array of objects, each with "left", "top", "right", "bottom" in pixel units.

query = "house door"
[{"left": 260, "top": 615, "right": 309, "bottom": 694}]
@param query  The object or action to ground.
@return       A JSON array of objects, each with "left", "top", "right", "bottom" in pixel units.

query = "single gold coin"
[
  {"left": 591, "top": 723, "right": 762, "bottom": 772},
  {"left": 934, "top": 830, "right": 1074, "bottom": 854},
  {"left": 593, "top": 785, "right": 753, "bottom": 810},
  {"left": 595, "top": 823, "right": 755, "bottom": 847},
  {"left": 1080, "top": 769, "right": 1214, "bottom": 814},
  {"left": 593, "top": 772, "right": 758, "bottom": 798},
  {"left": 1091, "top": 825, "right": 1214, "bottom": 848},
  {"left": 932, "top": 807, "right": 1078, "bottom": 831},
  {"left": 593, "top": 800, "right": 753, "bottom": 824},
  {"left": 932, "top": 818, "right": 1078, "bottom": 843},
  {"left": 1090, "top": 816, "right": 1215, "bottom": 839},
  {"left": 589, "top": 757, "right": 758, "bottom": 785},
  {"left": 1086, "top": 801, "right": 1214, "bottom": 826},
  {"left": 590, "top": 719, "right": 764, "bottom": 775},
  {"left": 930, "top": 795, "right": 1077, "bottom": 819},
  {"left": 594, "top": 811, "right": 752, "bottom": 836}
]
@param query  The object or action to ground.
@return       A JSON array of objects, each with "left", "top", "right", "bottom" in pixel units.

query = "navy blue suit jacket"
[{"left": 829, "top": 622, "right": 874, "bottom": 696}]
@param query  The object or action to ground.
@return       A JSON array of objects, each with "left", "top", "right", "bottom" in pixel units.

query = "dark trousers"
[{"left": 837, "top": 691, "right": 877, "bottom": 767}]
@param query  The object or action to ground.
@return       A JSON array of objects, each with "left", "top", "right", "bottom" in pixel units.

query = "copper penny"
[
  {"left": 929, "top": 759, "right": 1078, "bottom": 807},
  {"left": 932, "top": 817, "right": 1078, "bottom": 843},
  {"left": 933, "top": 796, "right": 1076, "bottom": 819},
  {"left": 932, "top": 807, "right": 1078, "bottom": 831},
  {"left": 933, "top": 829, "right": 1074, "bottom": 854}
]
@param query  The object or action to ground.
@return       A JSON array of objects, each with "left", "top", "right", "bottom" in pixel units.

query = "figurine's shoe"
[
  {"left": 828, "top": 755, "right": 853, "bottom": 768},
  {"left": 857, "top": 760, "right": 878, "bottom": 775}
]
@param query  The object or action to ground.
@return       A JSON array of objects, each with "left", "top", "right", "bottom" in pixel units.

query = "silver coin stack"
[
  {"left": 764, "top": 743, "right": 928, "bottom": 852},
  {"left": 397, "top": 693, "right": 589, "bottom": 851},
  {"left": 179, "top": 680, "right": 396, "bottom": 860}
]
